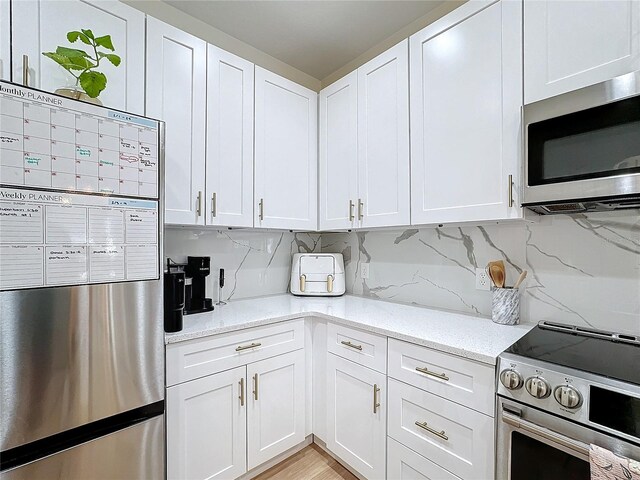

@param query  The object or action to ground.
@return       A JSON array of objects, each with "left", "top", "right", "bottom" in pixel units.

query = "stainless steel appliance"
[
  {"left": 0, "top": 81, "right": 165, "bottom": 479},
  {"left": 496, "top": 322, "right": 640, "bottom": 479},
  {"left": 523, "top": 71, "right": 640, "bottom": 214}
]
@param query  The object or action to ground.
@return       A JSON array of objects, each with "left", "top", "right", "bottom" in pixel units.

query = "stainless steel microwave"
[{"left": 523, "top": 71, "right": 640, "bottom": 214}]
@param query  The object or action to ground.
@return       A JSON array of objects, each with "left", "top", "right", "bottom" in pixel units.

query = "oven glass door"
[{"left": 527, "top": 95, "right": 640, "bottom": 186}]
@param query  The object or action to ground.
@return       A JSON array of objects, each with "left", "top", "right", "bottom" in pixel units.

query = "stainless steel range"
[{"left": 496, "top": 322, "right": 640, "bottom": 480}]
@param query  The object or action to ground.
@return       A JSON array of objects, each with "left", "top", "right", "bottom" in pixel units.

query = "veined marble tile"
[{"left": 164, "top": 229, "right": 321, "bottom": 301}]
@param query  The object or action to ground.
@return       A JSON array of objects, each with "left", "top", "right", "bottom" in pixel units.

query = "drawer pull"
[
  {"left": 415, "top": 421, "right": 448, "bottom": 441},
  {"left": 341, "top": 340, "right": 363, "bottom": 351},
  {"left": 416, "top": 366, "right": 449, "bottom": 381},
  {"left": 236, "top": 342, "right": 262, "bottom": 352},
  {"left": 239, "top": 377, "right": 245, "bottom": 406},
  {"left": 373, "top": 384, "right": 381, "bottom": 414},
  {"left": 253, "top": 373, "right": 259, "bottom": 401}
]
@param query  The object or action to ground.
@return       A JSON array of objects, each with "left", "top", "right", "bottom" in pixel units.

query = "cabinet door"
[
  {"left": 319, "top": 71, "right": 358, "bottom": 230},
  {"left": 247, "top": 349, "right": 306, "bottom": 470},
  {"left": 254, "top": 67, "right": 317, "bottom": 230},
  {"left": 11, "top": 0, "right": 145, "bottom": 114},
  {"left": 387, "top": 437, "right": 461, "bottom": 480},
  {"left": 167, "top": 366, "right": 247, "bottom": 480},
  {"left": 326, "top": 353, "right": 386, "bottom": 479},
  {"left": 524, "top": 0, "right": 640, "bottom": 104},
  {"left": 206, "top": 44, "right": 254, "bottom": 228},
  {"left": 146, "top": 17, "right": 206, "bottom": 225},
  {"left": 357, "top": 40, "right": 410, "bottom": 229},
  {"left": 410, "top": 0, "right": 522, "bottom": 225},
  {"left": 0, "top": 0, "right": 9, "bottom": 81}
]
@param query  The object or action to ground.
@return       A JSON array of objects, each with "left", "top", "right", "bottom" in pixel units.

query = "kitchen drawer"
[
  {"left": 387, "top": 437, "right": 461, "bottom": 480},
  {"left": 388, "top": 378, "right": 494, "bottom": 480},
  {"left": 388, "top": 338, "right": 494, "bottom": 416},
  {"left": 166, "top": 319, "right": 304, "bottom": 386},
  {"left": 327, "top": 322, "right": 387, "bottom": 373}
]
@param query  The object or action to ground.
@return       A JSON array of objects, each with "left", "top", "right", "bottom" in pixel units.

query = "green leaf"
[
  {"left": 56, "top": 46, "right": 89, "bottom": 58},
  {"left": 79, "top": 71, "right": 107, "bottom": 98},
  {"left": 67, "top": 30, "right": 91, "bottom": 45},
  {"left": 81, "top": 29, "right": 95, "bottom": 40},
  {"left": 98, "top": 52, "right": 121, "bottom": 67},
  {"left": 94, "top": 35, "right": 115, "bottom": 51},
  {"left": 69, "top": 55, "right": 96, "bottom": 70},
  {"left": 42, "top": 52, "right": 84, "bottom": 71}
]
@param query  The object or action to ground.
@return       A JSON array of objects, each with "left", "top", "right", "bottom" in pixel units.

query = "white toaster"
[{"left": 290, "top": 253, "right": 345, "bottom": 296}]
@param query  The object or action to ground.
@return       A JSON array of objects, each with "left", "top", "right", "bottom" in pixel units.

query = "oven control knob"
[
  {"left": 554, "top": 385, "right": 582, "bottom": 409},
  {"left": 500, "top": 369, "right": 523, "bottom": 390},
  {"left": 525, "top": 376, "right": 551, "bottom": 399}
]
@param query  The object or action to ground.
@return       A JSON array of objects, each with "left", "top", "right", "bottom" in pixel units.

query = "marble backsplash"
[
  {"left": 322, "top": 211, "right": 640, "bottom": 335},
  {"left": 164, "top": 229, "right": 321, "bottom": 302}
]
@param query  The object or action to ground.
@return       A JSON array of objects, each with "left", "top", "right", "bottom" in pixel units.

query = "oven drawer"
[
  {"left": 388, "top": 338, "right": 495, "bottom": 416},
  {"left": 166, "top": 319, "right": 305, "bottom": 386},
  {"left": 387, "top": 436, "right": 461, "bottom": 480},
  {"left": 388, "top": 378, "right": 494, "bottom": 480},
  {"left": 327, "top": 322, "right": 387, "bottom": 373}
]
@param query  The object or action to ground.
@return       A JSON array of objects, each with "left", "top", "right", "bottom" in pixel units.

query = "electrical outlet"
[
  {"left": 361, "top": 263, "right": 370, "bottom": 279},
  {"left": 476, "top": 268, "right": 491, "bottom": 291}
]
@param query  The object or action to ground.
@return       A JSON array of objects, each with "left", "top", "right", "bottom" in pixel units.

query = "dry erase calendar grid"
[
  {"left": 0, "top": 89, "right": 159, "bottom": 199},
  {"left": 0, "top": 187, "right": 159, "bottom": 291}
]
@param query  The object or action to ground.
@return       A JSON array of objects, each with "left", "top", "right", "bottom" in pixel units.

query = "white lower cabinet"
[
  {"left": 326, "top": 353, "right": 386, "bottom": 479},
  {"left": 247, "top": 349, "right": 306, "bottom": 470},
  {"left": 387, "top": 437, "right": 461, "bottom": 480},
  {"left": 167, "top": 366, "right": 247, "bottom": 480}
]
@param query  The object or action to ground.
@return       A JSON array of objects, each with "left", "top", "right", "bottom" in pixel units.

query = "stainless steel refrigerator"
[{"left": 0, "top": 80, "right": 165, "bottom": 479}]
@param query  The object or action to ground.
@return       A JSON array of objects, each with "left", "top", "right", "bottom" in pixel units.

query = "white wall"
[{"left": 322, "top": 211, "right": 640, "bottom": 335}]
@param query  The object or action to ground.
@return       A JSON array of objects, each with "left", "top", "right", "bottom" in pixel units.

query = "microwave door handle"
[{"left": 502, "top": 411, "right": 589, "bottom": 459}]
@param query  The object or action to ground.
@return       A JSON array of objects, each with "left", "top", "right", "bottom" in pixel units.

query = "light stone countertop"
[{"left": 165, "top": 294, "right": 533, "bottom": 365}]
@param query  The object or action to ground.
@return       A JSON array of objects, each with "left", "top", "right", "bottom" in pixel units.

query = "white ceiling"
[{"left": 164, "top": 1, "right": 447, "bottom": 80}]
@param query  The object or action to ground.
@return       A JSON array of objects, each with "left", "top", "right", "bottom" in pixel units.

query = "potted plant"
[{"left": 42, "top": 29, "right": 121, "bottom": 105}]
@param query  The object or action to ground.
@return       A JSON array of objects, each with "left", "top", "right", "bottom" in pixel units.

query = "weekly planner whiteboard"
[{"left": 0, "top": 81, "right": 161, "bottom": 291}]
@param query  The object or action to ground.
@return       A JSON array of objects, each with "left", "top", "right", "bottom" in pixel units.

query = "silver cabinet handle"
[
  {"left": 415, "top": 366, "right": 449, "bottom": 381},
  {"left": 253, "top": 373, "right": 259, "bottom": 401},
  {"left": 211, "top": 192, "right": 217, "bottom": 218},
  {"left": 373, "top": 384, "right": 380, "bottom": 413},
  {"left": 259, "top": 198, "right": 264, "bottom": 221},
  {"left": 22, "top": 55, "right": 29, "bottom": 86},
  {"left": 239, "top": 377, "right": 245, "bottom": 406},
  {"left": 502, "top": 411, "right": 589, "bottom": 457},
  {"left": 349, "top": 200, "right": 355, "bottom": 222},
  {"left": 358, "top": 198, "right": 364, "bottom": 220},
  {"left": 341, "top": 340, "right": 362, "bottom": 351},
  {"left": 196, "top": 191, "right": 202, "bottom": 216},
  {"left": 508, "top": 174, "right": 514, "bottom": 208},
  {"left": 415, "top": 421, "right": 448, "bottom": 441},
  {"left": 236, "top": 342, "right": 261, "bottom": 352}
]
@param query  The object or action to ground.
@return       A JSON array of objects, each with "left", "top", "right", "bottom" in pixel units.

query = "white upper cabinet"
[
  {"left": 0, "top": 0, "right": 9, "bottom": 81},
  {"left": 319, "top": 71, "right": 358, "bottom": 230},
  {"left": 254, "top": 67, "right": 318, "bottom": 230},
  {"left": 146, "top": 17, "right": 206, "bottom": 226},
  {"left": 357, "top": 40, "right": 410, "bottom": 229},
  {"left": 410, "top": 0, "right": 522, "bottom": 225},
  {"left": 11, "top": 0, "right": 145, "bottom": 114},
  {"left": 524, "top": 0, "right": 640, "bottom": 104},
  {"left": 206, "top": 45, "right": 254, "bottom": 228}
]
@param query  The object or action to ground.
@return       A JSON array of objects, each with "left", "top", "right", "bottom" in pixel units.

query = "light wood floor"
[{"left": 253, "top": 444, "right": 358, "bottom": 480}]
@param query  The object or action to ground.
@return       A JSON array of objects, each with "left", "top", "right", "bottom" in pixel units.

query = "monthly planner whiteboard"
[{"left": 0, "top": 81, "right": 161, "bottom": 291}]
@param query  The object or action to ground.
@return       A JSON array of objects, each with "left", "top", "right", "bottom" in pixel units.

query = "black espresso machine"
[{"left": 164, "top": 256, "right": 214, "bottom": 332}]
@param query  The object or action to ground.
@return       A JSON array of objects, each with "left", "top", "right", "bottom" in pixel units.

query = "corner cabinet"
[
  {"left": 409, "top": 0, "right": 523, "bottom": 225},
  {"left": 524, "top": 0, "right": 640, "bottom": 104},
  {"left": 10, "top": 0, "right": 145, "bottom": 114},
  {"left": 146, "top": 17, "right": 207, "bottom": 226},
  {"left": 205, "top": 45, "right": 255, "bottom": 228},
  {"left": 0, "top": 0, "right": 9, "bottom": 81},
  {"left": 319, "top": 41, "right": 410, "bottom": 230},
  {"left": 254, "top": 67, "right": 318, "bottom": 230}
]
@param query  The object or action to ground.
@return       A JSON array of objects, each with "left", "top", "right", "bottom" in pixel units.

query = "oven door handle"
[{"left": 502, "top": 410, "right": 590, "bottom": 457}]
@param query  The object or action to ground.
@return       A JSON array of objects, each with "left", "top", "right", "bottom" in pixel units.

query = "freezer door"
[
  {"left": 1, "top": 415, "right": 164, "bottom": 480},
  {"left": 0, "top": 281, "right": 164, "bottom": 451}
]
